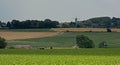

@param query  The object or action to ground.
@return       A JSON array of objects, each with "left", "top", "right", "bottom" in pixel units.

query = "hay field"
[
  {"left": 0, "top": 32, "right": 59, "bottom": 40},
  {"left": 52, "top": 28, "right": 120, "bottom": 32}
]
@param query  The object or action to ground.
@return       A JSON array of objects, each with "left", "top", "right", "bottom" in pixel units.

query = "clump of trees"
[
  {"left": 0, "top": 37, "right": 7, "bottom": 49},
  {"left": 76, "top": 35, "right": 95, "bottom": 48}
]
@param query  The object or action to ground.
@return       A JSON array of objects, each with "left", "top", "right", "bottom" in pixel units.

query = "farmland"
[
  {"left": 0, "top": 49, "right": 120, "bottom": 65},
  {"left": 0, "top": 32, "right": 59, "bottom": 40},
  {"left": 52, "top": 28, "right": 120, "bottom": 32},
  {"left": 7, "top": 32, "right": 120, "bottom": 48},
  {"left": 0, "top": 28, "right": 120, "bottom": 65}
]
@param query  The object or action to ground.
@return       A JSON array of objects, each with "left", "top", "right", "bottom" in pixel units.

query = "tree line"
[
  {"left": 6, "top": 19, "right": 59, "bottom": 29},
  {"left": 0, "top": 17, "right": 120, "bottom": 29}
]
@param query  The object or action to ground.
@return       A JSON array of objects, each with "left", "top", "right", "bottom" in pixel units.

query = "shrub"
[
  {"left": 76, "top": 35, "right": 95, "bottom": 48},
  {"left": 50, "top": 46, "right": 53, "bottom": 49},
  {"left": 0, "top": 37, "right": 7, "bottom": 49},
  {"left": 107, "top": 28, "right": 112, "bottom": 32},
  {"left": 99, "top": 41, "right": 108, "bottom": 48}
]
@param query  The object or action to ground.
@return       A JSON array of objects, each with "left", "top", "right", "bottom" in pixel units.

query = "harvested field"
[
  {"left": 0, "top": 32, "right": 59, "bottom": 40},
  {"left": 52, "top": 28, "right": 120, "bottom": 32}
]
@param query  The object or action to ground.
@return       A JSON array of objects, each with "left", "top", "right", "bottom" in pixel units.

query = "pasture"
[
  {"left": 0, "top": 49, "right": 120, "bottom": 65},
  {"left": 7, "top": 32, "right": 120, "bottom": 48}
]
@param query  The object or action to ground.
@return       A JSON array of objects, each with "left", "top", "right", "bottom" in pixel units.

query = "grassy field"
[
  {"left": 7, "top": 32, "right": 120, "bottom": 48},
  {"left": 0, "top": 29, "right": 54, "bottom": 32},
  {"left": 0, "top": 49, "right": 120, "bottom": 65}
]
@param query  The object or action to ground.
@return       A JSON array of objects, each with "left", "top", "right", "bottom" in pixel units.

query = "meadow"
[
  {"left": 0, "top": 49, "right": 120, "bottom": 65},
  {"left": 7, "top": 32, "right": 120, "bottom": 48}
]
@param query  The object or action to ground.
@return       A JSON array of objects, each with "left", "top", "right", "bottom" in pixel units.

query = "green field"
[
  {"left": 0, "top": 29, "right": 54, "bottom": 32},
  {"left": 7, "top": 32, "right": 120, "bottom": 48},
  {"left": 0, "top": 49, "right": 120, "bottom": 65}
]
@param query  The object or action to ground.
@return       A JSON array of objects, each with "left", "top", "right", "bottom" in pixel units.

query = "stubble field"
[
  {"left": 0, "top": 32, "right": 59, "bottom": 40},
  {"left": 52, "top": 28, "right": 120, "bottom": 32}
]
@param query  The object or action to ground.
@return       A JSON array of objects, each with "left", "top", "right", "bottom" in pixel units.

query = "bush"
[
  {"left": 107, "top": 28, "right": 112, "bottom": 32},
  {"left": 0, "top": 37, "right": 7, "bottom": 49},
  {"left": 50, "top": 46, "right": 53, "bottom": 49},
  {"left": 76, "top": 35, "right": 95, "bottom": 48},
  {"left": 99, "top": 41, "right": 108, "bottom": 48}
]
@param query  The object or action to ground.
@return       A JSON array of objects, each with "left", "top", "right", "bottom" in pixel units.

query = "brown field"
[
  {"left": 52, "top": 28, "right": 120, "bottom": 32},
  {"left": 0, "top": 32, "right": 59, "bottom": 40}
]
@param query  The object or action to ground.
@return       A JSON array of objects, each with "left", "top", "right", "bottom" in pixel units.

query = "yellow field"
[
  {"left": 0, "top": 32, "right": 59, "bottom": 40},
  {"left": 52, "top": 28, "right": 120, "bottom": 32}
]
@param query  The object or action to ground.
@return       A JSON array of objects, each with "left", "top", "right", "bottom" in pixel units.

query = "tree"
[
  {"left": 6, "top": 22, "right": 11, "bottom": 28},
  {"left": 44, "top": 19, "right": 59, "bottom": 28},
  {"left": 0, "top": 37, "right": 7, "bottom": 49},
  {"left": 76, "top": 35, "right": 95, "bottom": 48},
  {"left": 11, "top": 20, "right": 21, "bottom": 29}
]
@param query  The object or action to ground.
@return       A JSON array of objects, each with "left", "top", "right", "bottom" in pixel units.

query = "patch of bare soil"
[{"left": 0, "top": 32, "right": 59, "bottom": 40}]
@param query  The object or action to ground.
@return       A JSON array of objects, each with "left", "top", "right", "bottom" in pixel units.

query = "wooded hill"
[
  {"left": 61, "top": 17, "right": 120, "bottom": 28},
  {"left": 0, "top": 17, "right": 120, "bottom": 29}
]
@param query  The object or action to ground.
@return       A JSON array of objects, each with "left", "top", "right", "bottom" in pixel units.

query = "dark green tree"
[
  {"left": 76, "top": 35, "right": 95, "bottom": 48},
  {"left": 6, "top": 22, "right": 11, "bottom": 28},
  {"left": 0, "top": 37, "right": 7, "bottom": 49},
  {"left": 11, "top": 20, "right": 21, "bottom": 29}
]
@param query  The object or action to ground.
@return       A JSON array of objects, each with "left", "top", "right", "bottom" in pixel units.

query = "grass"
[
  {"left": 7, "top": 32, "right": 120, "bottom": 48},
  {"left": 0, "top": 29, "right": 54, "bottom": 32},
  {"left": 0, "top": 49, "right": 120, "bottom": 65}
]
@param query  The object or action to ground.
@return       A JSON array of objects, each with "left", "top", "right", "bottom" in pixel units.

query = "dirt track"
[{"left": 0, "top": 32, "right": 59, "bottom": 40}]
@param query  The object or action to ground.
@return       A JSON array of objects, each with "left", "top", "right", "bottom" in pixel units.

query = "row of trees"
[
  {"left": 0, "top": 17, "right": 120, "bottom": 29},
  {"left": 6, "top": 19, "right": 59, "bottom": 29}
]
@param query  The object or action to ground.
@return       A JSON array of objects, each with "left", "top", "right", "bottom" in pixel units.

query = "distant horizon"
[
  {"left": 0, "top": 0, "right": 120, "bottom": 22},
  {"left": 0, "top": 16, "right": 118, "bottom": 23}
]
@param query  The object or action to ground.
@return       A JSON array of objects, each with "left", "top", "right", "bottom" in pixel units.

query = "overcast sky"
[{"left": 0, "top": 0, "right": 120, "bottom": 22}]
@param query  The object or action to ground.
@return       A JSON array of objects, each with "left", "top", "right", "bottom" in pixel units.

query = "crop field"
[
  {"left": 7, "top": 32, "right": 120, "bottom": 48},
  {"left": 0, "top": 49, "right": 120, "bottom": 65},
  {"left": 0, "top": 31, "right": 59, "bottom": 40},
  {"left": 0, "top": 29, "right": 54, "bottom": 32},
  {"left": 52, "top": 28, "right": 120, "bottom": 32}
]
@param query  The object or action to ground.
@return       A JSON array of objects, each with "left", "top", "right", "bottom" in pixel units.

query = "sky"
[{"left": 0, "top": 0, "right": 120, "bottom": 22}]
